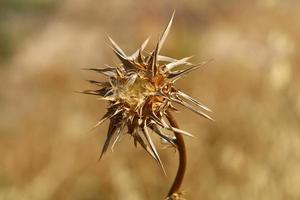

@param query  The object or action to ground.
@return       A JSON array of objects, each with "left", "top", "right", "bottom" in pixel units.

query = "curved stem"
[{"left": 166, "top": 109, "right": 187, "bottom": 198}]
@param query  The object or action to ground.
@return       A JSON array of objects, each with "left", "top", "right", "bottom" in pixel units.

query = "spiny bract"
[{"left": 82, "top": 13, "right": 212, "bottom": 173}]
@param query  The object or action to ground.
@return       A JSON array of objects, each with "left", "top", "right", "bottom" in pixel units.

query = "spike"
[
  {"left": 105, "top": 43, "right": 136, "bottom": 70},
  {"left": 126, "top": 73, "right": 138, "bottom": 86},
  {"left": 77, "top": 87, "right": 113, "bottom": 97},
  {"left": 158, "top": 55, "right": 192, "bottom": 65},
  {"left": 165, "top": 56, "right": 193, "bottom": 71},
  {"left": 149, "top": 124, "right": 176, "bottom": 147},
  {"left": 150, "top": 42, "right": 159, "bottom": 76},
  {"left": 107, "top": 36, "right": 127, "bottom": 57},
  {"left": 167, "top": 59, "right": 212, "bottom": 81},
  {"left": 158, "top": 118, "right": 195, "bottom": 138},
  {"left": 96, "top": 96, "right": 116, "bottom": 101},
  {"left": 171, "top": 97, "right": 213, "bottom": 121},
  {"left": 176, "top": 90, "right": 212, "bottom": 112},
  {"left": 85, "top": 80, "right": 109, "bottom": 87},
  {"left": 111, "top": 122, "right": 125, "bottom": 152},
  {"left": 130, "top": 37, "right": 150, "bottom": 59},
  {"left": 142, "top": 124, "right": 166, "bottom": 175},
  {"left": 158, "top": 55, "right": 177, "bottom": 63},
  {"left": 82, "top": 67, "right": 117, "bottom": 77},
  {"left": 158, "top": 11, "right": 175, "bottom": 54},
  {"left": 134, "top": 130, "right": 158, "bottom": 161},
  {"left": 137, "top": 48, "right": 144, "bottom": 64},
  {"left": 150, "top": 112, "right": 165, "bottom": 128},
  {"left": 169, "top": 126, "right": 195, "bottom": 138},
  {"left": 100, "top": 118, "right": 122, "bottom": 159},
  {"left": 110, "top": 132, "right": 121, "bottom": 152},
  {"left": 89, "top": 109, "right": 123, "bottom": 133},
  {"left": 111, "top": 48, "right": 136, "bottom": 70}
]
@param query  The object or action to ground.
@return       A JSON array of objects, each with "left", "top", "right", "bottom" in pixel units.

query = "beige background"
[{"left": 0, "top": 0, "right": 300, "bottom": 199}]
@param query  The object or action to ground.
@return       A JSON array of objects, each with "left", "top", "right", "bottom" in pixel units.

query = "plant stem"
[{"left": 166, "top": 109, "right": 187, "bottom": 198}]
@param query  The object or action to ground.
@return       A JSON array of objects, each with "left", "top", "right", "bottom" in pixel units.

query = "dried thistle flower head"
[{"left": 82, "top": 12, "right": 212, "bottom": 173}]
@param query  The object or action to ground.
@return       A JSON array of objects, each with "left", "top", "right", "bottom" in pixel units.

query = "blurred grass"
[
  {"left": 0, "top": 0, "right": 57, "bottom": 12},
  {"left": 0, "top": 30, "right": 14, "bottom": 60},
  {"left": 0, "top": 0, "right": 58, "bottom": 61},
  {"left": 0, "top": 0, "right": 300, "bottom": 200}
]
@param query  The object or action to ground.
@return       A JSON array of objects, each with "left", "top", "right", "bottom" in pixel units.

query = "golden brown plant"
[{"left": 82, "top": 12, "right": 212, "bottom": 199}]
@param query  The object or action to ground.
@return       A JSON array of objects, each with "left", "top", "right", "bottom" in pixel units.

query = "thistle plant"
[{"left": 81, "top": 12, "right": 212, "bottom": 199}]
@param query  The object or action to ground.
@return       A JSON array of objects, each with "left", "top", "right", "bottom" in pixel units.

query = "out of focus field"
[{"left": 1, "top": 1, "right": 300, "bottom": 199}]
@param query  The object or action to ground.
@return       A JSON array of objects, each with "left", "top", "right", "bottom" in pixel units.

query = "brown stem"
[{"left": 166, "top": 109, "right": 187, "bottom": 198}]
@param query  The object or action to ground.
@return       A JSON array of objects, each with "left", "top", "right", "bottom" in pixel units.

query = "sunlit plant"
[{"left": 81, "top": 12, "right": 212, "bottom": 200}]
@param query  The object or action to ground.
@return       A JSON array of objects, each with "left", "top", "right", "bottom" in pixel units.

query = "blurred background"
[{"left": 1, "top": 0, "right": 300, "bottom": 199}]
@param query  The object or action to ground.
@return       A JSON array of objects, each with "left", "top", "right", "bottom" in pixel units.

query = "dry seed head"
[{"left": 81, "top": 12, "right": 212, "bottom": 173}]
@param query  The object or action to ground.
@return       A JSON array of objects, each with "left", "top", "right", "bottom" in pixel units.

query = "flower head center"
[{"left": 117, "top": 76, "right": 156, "bottom": 108}]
